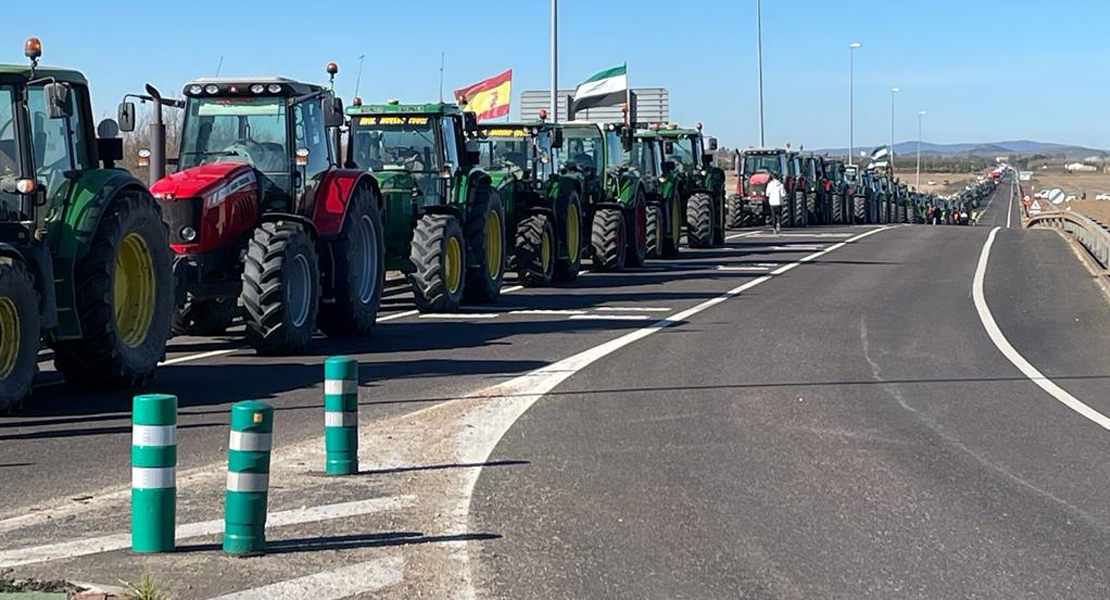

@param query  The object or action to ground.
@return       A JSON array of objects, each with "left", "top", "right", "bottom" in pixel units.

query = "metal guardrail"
[{"left": 1026, "top": 209, "right": 1110, "bottom": 272}]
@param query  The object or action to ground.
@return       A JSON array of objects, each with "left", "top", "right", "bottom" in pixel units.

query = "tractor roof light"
[
  {"left": 352, "top": 96, "right": 362, "bottom": 106},
  {"left": 538, "top": 108, "right": 548, "bottom": 121},
  {"left": 15, "top": 179, "right": 35, "bottom": 194},
  {"left": 250, "top": 83, "right": 265, "bottom": 94},
  {"left": 695, "top": 121, "right": 703, "bottom": 131},
  {"left": 267, "top": 83, "right": 282, "bottom": 94},
  {"left": 188, "top": 84, "right": 204, "bottom": 95},
  {"left": 327, "top": 62, "right": 339, "bottom": 76},
  {"left": 24, "top": 37, "right": 42, "bottom": 60},
  {"left": 204, "top": 84, "right": 220, "bottom": 95}
]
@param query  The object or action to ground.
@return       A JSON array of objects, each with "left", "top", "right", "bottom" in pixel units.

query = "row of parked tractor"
[
  {"left": 727, "top": 147, "right": 997, "bottom": 227},
  {"left": 0, "top": 40, "right": 730, "bottom": 410}
]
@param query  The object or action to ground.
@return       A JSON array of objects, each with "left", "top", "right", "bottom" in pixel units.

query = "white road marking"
[
  {"left": 568, "top": 314, "right": 653, "bottom": 321},
  {"left": 725, "top": 230, "right": 765, "bottom": 240},
  {"left": 0, "top": 495, "right": 415, "bottom": 568},
  {"left": 717, "top": 265, "right": 770, "bottom": 272},
  {"left": 377, "top": 309, "right": 420, "bottom": 323},
  {"left": 595, "top": 306, "right": 672, "bottom": 312},
  {"left": 449, "top": 225, "right": 892, "bottom": 599},
  {"left": 418, "top": 313, "right": 500, "bottom": 320},
  {"left": 1006, "top": 176, "right": 1014, "bottom": 229},
  {"left": 973, "top": 227, "right": 1110, "bottom": 430},
  {"left": 502, "top": 285, "right": 525, "bottom": 293},
  {"left": 208, "top": 556, "right": 403, "bottom": 600},
  {"left": 769, "top": 244, "right": 824, "bottom": 251},
  {"left": 750, "top": 233, "right": 852, "bottom": 238},
  {"left": 509, "top": 309, "right": 589, "bottom": 316}
]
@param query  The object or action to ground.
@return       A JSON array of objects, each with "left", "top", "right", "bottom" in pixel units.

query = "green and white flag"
[
  {"left": 870, "top": 145, "right": 890, "bottom": 168},
  {"left": 572, "top": 64, "right": 627, "bottom": 111}
]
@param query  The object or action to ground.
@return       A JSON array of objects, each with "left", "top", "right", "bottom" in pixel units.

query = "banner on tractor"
[
  {"left": 572, "top": 64, "right": 627, "bottom": 112},
  {"left": 454, "top": 69, "right": 512, "bottom": 122}
]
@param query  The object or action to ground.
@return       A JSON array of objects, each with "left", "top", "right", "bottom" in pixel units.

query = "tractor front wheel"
[
  {"left": 463, "top": 188, "right": 506, "bottom": 304},
  {"left": 662, "top": 195, "right": 681, "bottom": 257},
  {"left": 624, "top": 193, "right": 648, "bottom": 268},
  {"left": 516, "top": 213, "right": 555, "bottom": 287},
  {"left": 318, "top": 184, "right": 385, "bottom": 338},
  {"left": 712, "top": 194, "right": 726, "bottom": 246},
  {"left": 553, "top": 193, "right": 583, "bottom": 283},
  {"left": 726, "top": 196, "right": 744, "bottom": 229},
  {"left": 52, "top": 191, "right": 173, "bottom": 387},
  {"left": 590, "top": 207, "right": 626, "bottom": 272},
  {"left": 172, "top": 298, "right": 235, "bottom": 336},
  {"left": 686, "top": 192, "right": 714, "bottom": 248},
  {"left": 0, "top": 258, "right": 39, "bottom": 412},
  {"left": 409, "top": 213, "right": 466, "bottom": 312},
  {"left": 645, "top": 204, "right": 662, "bottom": 259},
  {"left": 241, "top": 222, "right": 320, "bottom": 355}
]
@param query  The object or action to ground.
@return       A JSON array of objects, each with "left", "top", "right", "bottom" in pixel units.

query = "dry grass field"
[{"left": 1021, "top": 170, "right": 1110, "bottom": 200}]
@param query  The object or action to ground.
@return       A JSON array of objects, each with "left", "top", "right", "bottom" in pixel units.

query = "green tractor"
[
  {"left": 629, "top": 127, "right": 682, "bottom": 258},
  {"left": 658, "top": 124, "right": 726, "bottom": 248},
  {"left": 345, "top": 101, "right": 506, "bottom": 311},
  {"left": 470, "top": 120, "right": 583, "bottom": 285},
  {"left": 0, "top": 39, "right": 173, "bottom": 410},
  {"left": 560, "top": 121, "right": 648, "bottom": 271}
]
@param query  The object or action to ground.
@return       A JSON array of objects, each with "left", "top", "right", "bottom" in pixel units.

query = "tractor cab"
[
  {"left": 471, "top": 121, "right": 561, "bottom": 186},
  {"left": 627, "top": 128, "right": 665, "bottom": 184},
  {"left": 346, "top": 101, "right": 475, "bottom": 209},
  {"left": 658, "top": 125, "right": 712, "bottom": 176}
]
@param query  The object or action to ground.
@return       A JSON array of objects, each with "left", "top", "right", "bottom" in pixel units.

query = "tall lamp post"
[
  {"left": 848, "top": 42, "right": 861, "bottom": 165},
  {"left": 917, "top": 110, "right": 927, "bottom": 190},
  {"left": 755, "top": 0, "right": 765, "bottom": 146},
  {"left": 550, "top": 0, "right": 558, "bottom": 122},
  {"left": 890, "top": 87, "right": 899, "bottom": 173}
]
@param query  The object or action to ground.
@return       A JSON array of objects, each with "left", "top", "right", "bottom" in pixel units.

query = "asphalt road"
[{"left": 4, "top": 178, "right": 1110, "bottom": 598}]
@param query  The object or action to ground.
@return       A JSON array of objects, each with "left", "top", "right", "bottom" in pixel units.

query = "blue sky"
[{"left": 7, "top": 0, "right": 1110, "bottom": 150}]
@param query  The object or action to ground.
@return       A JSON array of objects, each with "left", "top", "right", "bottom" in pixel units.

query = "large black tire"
[
  {"left": 172, "top": 298, "right": 234, "bottom": 336},
  {"left": 645, "top": 204, "right": 662, "bottom": 259},
  {"left": 241, "top": 221, "right": 319, "bottom": 356},
  {"left": 832, "top": 193, "right": 843, "bottom": 224},
  {"left": 553, "top": 192, "right": 583, "bottom": 283},
  {"left": 318, "top": 184, "right": 385, "bottom": 338},
  {"left": 52, "top": 191, "right": 173, "bottom": 386},
  {"left": 686, "top": 192, "right": 713, "bottom": 248},
  {"left": 463, "top": 187, "right": 505, "bottom": 304},
  {"left": 624, "top": 192, "right": 648, "bottom": 268},
  {"left": 725, "top": 196, "right": 744, "bottom": 229},
  {"left": 409, "top": 213, "right": 466, "bottom": 312},
  {"left": 793, "top": 191, "right": 806, "bottom": 227},
  {"left": 853, "top": 195, "right": 867, "bottom": 224},
  {"left": 662, "top": 194, "right": 681, "bottom": 258},
  {"left": 0, "top": 258, "right": 39, "bottom": 412},
  {"left": 590, "top": 207, "right": 626, "bottom": 272},
  {"left": 807, "top": 193, "right": 818, "bottom": 225},
  {"left": 711, "top": 194, "right": 726, "bottom": 247},
  {"left": 516, "top": 213, "right": 555, "bottom": 287}
]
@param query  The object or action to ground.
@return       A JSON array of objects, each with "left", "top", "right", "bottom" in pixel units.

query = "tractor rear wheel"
[
  {"left": 463, "top": 187, "right": 505, "bottom": 304},
  {"left": 172, "top": 298, "right": 234, "bottom": 336},
  {"left": 409, "top": 213, "right": 465, "bottom": 312},
  {"left": 553, "top": 193, "right": 583, "bottom": 283},
  {"left": 807, "top": 193, "right": 818, "bottom": 225},
  {"left": 52, "top": 191, "right": 173, "bottom": 387},
  {"left": 590, "top": 207, "right": 626, "bottom": 272},
  {"left": 832, "top": 194, "right": 843, "bottom": 224},
  {"left": 853, "top": 195, "right": 867, "bottom": 224},
  {"left": 726, "top": 196, "right": 744, "bottom": 229},
  {"left": 662, "top": 195, "right": 681, "bottom": 258},
  {"left": 0, "top": 258, "right": 39, "bottom": 412},
  {"left": 687, "top": 192, "right": 713, "bottom": 248},
  {"left": 241, "top": 222, "right": 319, "bottom": 356},
  {"left": 645, "top": 204, "right": 662, "bottom": 259},
  {"left": 624, "top": 193, "right": 648, "bottom": 268},
  {"left": 516, "top": 213, "right": 555, "bottom": 287},
  {"left": 794, "top": 191, "right": 806, "bottom": 227},
  {"left": 318, "top": 184, "right": 385, "bottom": 338}
]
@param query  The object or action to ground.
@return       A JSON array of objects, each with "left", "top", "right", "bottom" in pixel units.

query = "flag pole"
[
  {"left": 438, "top": 52, "right": 445, "bottom": 103},
  {"left": 550, "top": 0, "right": 558, "bottom": 122}
]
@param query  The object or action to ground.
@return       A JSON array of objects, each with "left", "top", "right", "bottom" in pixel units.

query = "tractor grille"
[
  {"left": 747, "top": 183, "right": 767, "bottom": 197},
  {"left": 162, "top": 197, "right": 201, "bottom": 244}
]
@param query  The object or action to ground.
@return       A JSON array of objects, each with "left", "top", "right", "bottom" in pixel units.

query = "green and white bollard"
[
  {"left": 324, "top": 356, "right": 359, "bottom": 476},
  {"left": 223, "top": 400, "right": 273, "bottom": 556},
  {"left": 131, "top": 393, "right": 177, "bottom": 553}
]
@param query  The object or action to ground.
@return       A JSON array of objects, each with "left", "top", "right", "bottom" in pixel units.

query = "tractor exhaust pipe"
[{"left": 145, "top": 84, "right": 167, "bottom": 184}]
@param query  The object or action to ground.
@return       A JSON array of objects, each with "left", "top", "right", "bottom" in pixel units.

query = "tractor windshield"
[
  {"left": 349, "top": 115, "right": 438, "bottom": 174},
  {"left": 179, "top": 97, "right": 289, "bottom": 174},
  {"left": 666, "top": 137, "right": 697, "bottom": 170},
  {"left": 476, "top": 128, "right": 530, "bottom": 175},
  {"left": 0, "top": 85, "right": 22, "bottom": 219},
  {"left": 624, "top": 139, "right": 661, "bottom": 178},
  {"left": 743, "top": 153, "right": 780, "bottom": 175}
]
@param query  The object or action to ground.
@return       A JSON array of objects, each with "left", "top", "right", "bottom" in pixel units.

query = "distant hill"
[{"left": 815, "top": 140, "right": 1106, "bottom": 159}]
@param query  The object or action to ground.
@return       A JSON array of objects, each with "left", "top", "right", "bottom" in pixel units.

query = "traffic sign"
[
  {"left": 1029, "top": 199, "right": 1042, "bottom": 214},
  {"left": 1049, "top": 188, "right": 1065, "bottom": 205}
]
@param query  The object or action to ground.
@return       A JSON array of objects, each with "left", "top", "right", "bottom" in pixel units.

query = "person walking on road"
[{"left": 767, "top": 173, "right": 786, "bottom": 234}]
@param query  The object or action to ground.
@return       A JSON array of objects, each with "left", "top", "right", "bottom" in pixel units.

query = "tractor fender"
[
  {"left": 312, "top": 169, "right": 382, "bottom": 239},
  {"left": 259, "top": 212, "right": 318, "bottom": 238},
  {"left": 422, "top": 204, "right": 463, "bottom": 221}
]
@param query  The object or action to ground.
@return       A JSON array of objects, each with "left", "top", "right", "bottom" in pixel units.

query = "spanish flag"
[{"left": 454, "top": 69, "right": 512, "bottom": 122}]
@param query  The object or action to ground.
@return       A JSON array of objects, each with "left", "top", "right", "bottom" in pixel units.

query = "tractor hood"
[
  {"left": 371, "top": 168, "right": 416, "bottom": 191},
  {"left": 748, "top": 173, "right": 770, "bottom": 186},
  {"left": 150, "top": 162, "right": 254, "bottom": 199}
]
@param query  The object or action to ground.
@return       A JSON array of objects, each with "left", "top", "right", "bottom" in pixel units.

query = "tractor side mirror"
[
  {"left": 552, "top": 129, "right": 564, "bottom": 149},
  {"left": 663, "top": 141, "right": 674, "bottom": 154},
  {"left": 706, "top": 137, "right": 719, "bottom": 152},
  {"left": 44, "top": 82, "right": 72, "bottom": 119},
  {"left": 324, "top": 97, "right": 344, "bottom": 128},
  {"left": 118, "top": 101, "right": 137, "bottom": 132},
  {"left": 95, "top": 118, "right": 123, "bottom": 167}
]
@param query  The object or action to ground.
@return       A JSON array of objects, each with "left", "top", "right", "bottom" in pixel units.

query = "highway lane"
[{"left": 472, "top": 181, "right": 1110, "bottom": 598}]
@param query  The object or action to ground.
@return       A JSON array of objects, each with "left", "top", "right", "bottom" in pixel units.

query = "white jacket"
[{"left": 767, "top": 179, "right": 786, "bottom": 207}]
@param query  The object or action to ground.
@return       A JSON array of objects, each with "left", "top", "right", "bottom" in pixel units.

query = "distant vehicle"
[
  {"left": 927, "top": 180, "right": 936, "bottom": 186},
  {"left": 1066, "top": 195, "right": 1078, "bottom": 202},
  {"left": 1095, "top": 193, "right": 1110, "bottom": 201},
  {"left": 1035, "top": 190, "right": 1050, "bottom": 199}
]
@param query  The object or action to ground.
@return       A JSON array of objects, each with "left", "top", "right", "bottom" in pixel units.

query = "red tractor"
[
  {"left": 120, "top": 67, "right": 385, "bottom": 355},
  {"left": 735, "top": 147, "right": 807, "bottom": 227}
]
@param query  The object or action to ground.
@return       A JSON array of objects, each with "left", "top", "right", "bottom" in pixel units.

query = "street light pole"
[
  {"left": 755, "top": 0, "right": 765, "bottom": 146},
  {"left": 848, "top": 42, "right": 861, "bottom": 165},
  {"left": 917, "top": 110, "right": 927, "bottom": 190},
  {"left": 890, "top": 88, "right": 899, "bottom": 174},
  {"left": 550, "top": 0, "right": 558, "bottom": 122}
]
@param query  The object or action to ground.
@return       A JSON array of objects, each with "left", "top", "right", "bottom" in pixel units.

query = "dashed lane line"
[
  {"left": 717, "top": 265, "right": 770, "bottom": 272},
  {"left": 419, "top": 313, "right": 501, "bottom": 320},
  {"left": 0, "top": 495, "right": 416, "bottom": 568},
  {"left": 595, "top": 307, "right": 672, "bottom": 312},
  {"left": 208, "top": 556, "right": 404, "bottom": 600},
  {"left": 567, "top": 314, "right": 653, "bottom": 321}
]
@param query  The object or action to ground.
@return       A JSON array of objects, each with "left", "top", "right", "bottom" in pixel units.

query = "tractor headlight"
[
  {"left": 188, "top": 84, "right": 204, "bottom": 95},
  {"left": 204, "top": 84, "right": 219, "bottom": 95},
  {"left": 180, "top": 226, "right": 197, "bottom": 242},
  {"left": 267, "top": 83, "right": 283, "bottom": 94},
  {"left": 250, "top": 84, "right": 265, "bottom": 94}
]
